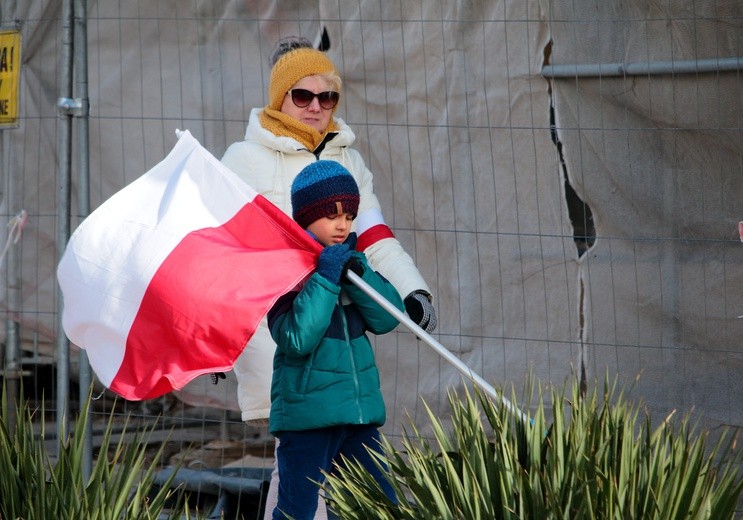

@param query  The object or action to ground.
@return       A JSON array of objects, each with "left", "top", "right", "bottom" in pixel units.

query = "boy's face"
[{"left": 307, "top": 212, "right": 354, "bottom": 246}]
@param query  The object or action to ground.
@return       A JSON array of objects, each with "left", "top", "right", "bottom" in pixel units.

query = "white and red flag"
[{"left": 57, "top": 130, "right": 321, "bottom": 400}]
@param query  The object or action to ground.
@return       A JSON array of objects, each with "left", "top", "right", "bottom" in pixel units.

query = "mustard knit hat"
[{"left": 268, "top": 48, "right": 340, "bottom": 111}]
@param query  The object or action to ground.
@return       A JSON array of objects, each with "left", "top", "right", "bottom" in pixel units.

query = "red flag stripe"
[
  {"left": 58, "top": 130, "right": 322, "bottom": 400},
  {"left": 115, "top": 195, "right": 320, "bottom": 400}
]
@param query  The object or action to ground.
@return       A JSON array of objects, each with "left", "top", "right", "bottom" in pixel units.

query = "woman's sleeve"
[
  {"left": 221, "top": 141, "right": 249, "bottom": 177},
  {"left": 348, "top": 150, "right": 432, "bottom": 301}
]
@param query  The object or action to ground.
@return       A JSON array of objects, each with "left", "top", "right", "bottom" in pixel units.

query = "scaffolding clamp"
[
  {"left": 0, "top": 366, "right": 31, "bottom": 379},
  {"left": 57, "top": 97, "right": 89, "bottom": 117}
]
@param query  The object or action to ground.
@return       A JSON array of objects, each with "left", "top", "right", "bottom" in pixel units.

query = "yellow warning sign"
[{"left": 0, "top": 29, "right": 21, "bottom": 127}]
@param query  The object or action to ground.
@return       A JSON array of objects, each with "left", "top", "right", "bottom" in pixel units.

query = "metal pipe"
[
  {"left": 345, "top": 271, "right": 530, "bottom": 424},
  {"left": 542, "top": 56, "right": 743, "bottom": 78},
  {"left": 73, "top": 0, "right": 92, "bottom": 479},
  {"left": 1, "top": 18, "right": 24, "bottom": 440},
  {"left": 56, "top": 0, "right": 74, "bottom": 449},
  {"left": 1, "top": 128, "right": 21, "bottom": 433}
]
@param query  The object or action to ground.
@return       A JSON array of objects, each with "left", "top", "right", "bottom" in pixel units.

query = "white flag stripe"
[{"left": 57, "top": 130, "right": 258, "bottom": 387}]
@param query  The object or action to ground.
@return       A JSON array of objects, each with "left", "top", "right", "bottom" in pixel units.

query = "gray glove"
[
  {"left": 210, "top": 372, "right": 226, "bottom": 385},
  {"left": 404, "top": 291, "right": 437, "bottom": 333}
]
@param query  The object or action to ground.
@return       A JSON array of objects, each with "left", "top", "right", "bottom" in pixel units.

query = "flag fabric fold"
[{"left": 57, "top": 129, "right": 322, "bottom": 400}]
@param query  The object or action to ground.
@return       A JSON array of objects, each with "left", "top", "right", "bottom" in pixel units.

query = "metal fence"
[{"left": 1, "top": 1, "right": 742, "bottom": 518}]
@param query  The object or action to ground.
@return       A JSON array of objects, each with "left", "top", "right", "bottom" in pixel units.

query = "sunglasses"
[{"left": 288, "top": 88, "right": 340, "bottom": 110}]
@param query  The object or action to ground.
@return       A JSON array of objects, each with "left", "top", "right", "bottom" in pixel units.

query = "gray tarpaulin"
[
  {"left": 1, "top": 1, "right": 740, "bottom": 434},
  {"left": 547, "top": 0, "right": 743, "bottom": 427}
]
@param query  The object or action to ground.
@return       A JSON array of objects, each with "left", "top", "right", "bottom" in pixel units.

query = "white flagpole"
[{"left": 346, "top": 271, "right": 529, "bottom": 423}]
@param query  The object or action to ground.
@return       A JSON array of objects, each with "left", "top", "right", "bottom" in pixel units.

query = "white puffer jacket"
[{"left": 221, "top": 108, "right": 431, "bottom": 422}]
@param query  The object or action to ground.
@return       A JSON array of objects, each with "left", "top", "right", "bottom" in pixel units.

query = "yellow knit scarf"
[{"left": 259, "top": 108, "right": 338, "bottom": 152}]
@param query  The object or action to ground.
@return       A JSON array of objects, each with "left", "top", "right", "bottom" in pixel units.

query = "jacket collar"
[{"left": 245, "top": 108, "right": 357, "bottom": 154}]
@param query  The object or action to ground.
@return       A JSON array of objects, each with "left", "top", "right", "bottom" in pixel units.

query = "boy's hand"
[
  {"left": 317, "top": 243, "right": 354, "bottom": 285},
  {"left": 343, "top": 254, "right": 365, "bottom": 278}
]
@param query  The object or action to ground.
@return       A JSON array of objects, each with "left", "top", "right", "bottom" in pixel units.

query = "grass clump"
[
  {"left": 324, "top": 375, "right": 743, "bottom": 519},
  {"left": 0, "top": 385, "right": 193, "bottom": 520}
]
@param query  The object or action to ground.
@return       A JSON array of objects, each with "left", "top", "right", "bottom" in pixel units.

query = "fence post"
[
  {"left": 73, "top": 0, "right": 92, "bottom": 478},
  {"left": 55, "top": 0, "right": 74, "bottom": 452}
]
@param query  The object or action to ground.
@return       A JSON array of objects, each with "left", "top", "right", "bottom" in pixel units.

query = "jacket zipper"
[
  {"left": 299, "top": 349, "right": 316, "bottom": 394},
  {"left": 340, "top": 302, "right": 363, "bottom": 423}
]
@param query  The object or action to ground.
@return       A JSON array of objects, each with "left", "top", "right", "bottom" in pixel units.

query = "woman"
[{"left": 221, "top": 36, "right": 436, "bottom": 518}]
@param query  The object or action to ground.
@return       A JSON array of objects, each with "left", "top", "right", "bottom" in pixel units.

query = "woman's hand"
[{"left": 404, "top": 291, "right": 437, "bottom": 332}]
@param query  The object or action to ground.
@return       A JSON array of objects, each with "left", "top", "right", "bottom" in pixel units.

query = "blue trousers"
[{"left": 272, "top": 424, "right": 395, "bottom": 520}]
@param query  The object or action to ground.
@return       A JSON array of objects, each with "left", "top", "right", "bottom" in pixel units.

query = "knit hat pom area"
[{"left": 291, "top": 161, "right": 360, "bottom": 229}]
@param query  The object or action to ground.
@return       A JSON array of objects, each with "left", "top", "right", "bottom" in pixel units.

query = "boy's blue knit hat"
[{"left": 291, "top": 160, "right": 360, "bottom": 229}]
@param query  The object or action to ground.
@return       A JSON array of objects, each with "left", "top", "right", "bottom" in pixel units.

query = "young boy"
[{"left": 267, "top": 160, "right": 404, "bottom": 519}]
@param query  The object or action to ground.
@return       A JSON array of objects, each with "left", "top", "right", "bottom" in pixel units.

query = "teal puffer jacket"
[{"left": 267, "top": 254, "right": 404, "bottom": 434}]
